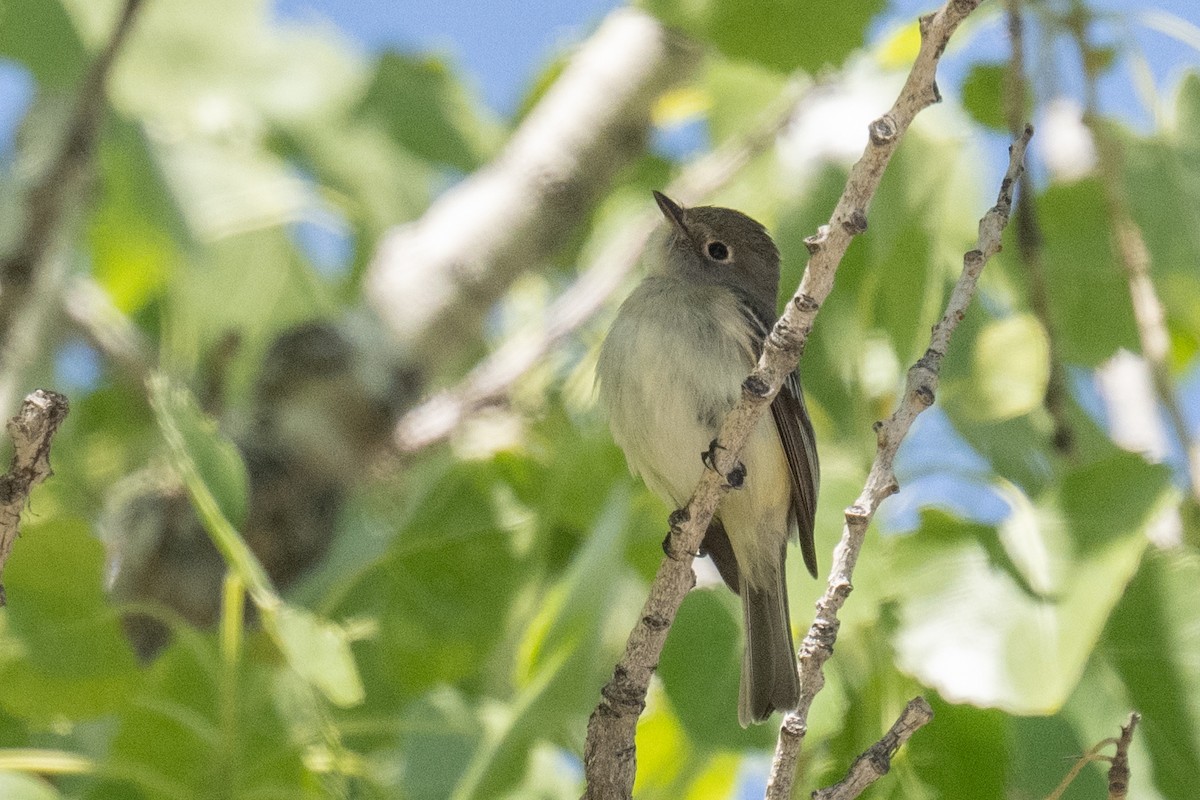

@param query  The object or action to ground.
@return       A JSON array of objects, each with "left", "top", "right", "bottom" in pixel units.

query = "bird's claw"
[{"left": 702, "top": 439, "right": 746, "bottom": 490}]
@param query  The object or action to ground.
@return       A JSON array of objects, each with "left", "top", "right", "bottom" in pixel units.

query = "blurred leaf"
[
  {"left": 704, "top": 57, "right": 788, "bottom": 144},
  {"left": 149, "top": 375, "right": 248, "bottom": 528},
  {"left": 969, "top": 314, "right": 1050, "bottom": 421},
  {"left": 961, "top": 63, "right": 1008, "bottom": 131},
  {"left": 0, "top": 0, "right": 85, "bottom": 88},
  {"left": 876, "top": 20, "right": 921, "bottom": 70},
  {"left": 88, "top": 119, "right": 183, "bottom": 314},
  {"left": 1039, "top": 179, "right": 1139, "bottom": 365},
  {"left": 890, "top": 450, "right": 1162, "bottom": 713},
  {"left": 908, "top": 696, "right": 1008, "bottom": 798},
  {"left": 397, "top": 688, "right": 480, "bottom": 800},
  {"left": 357, "top": 52, "right": 501, "bottom": 172},
  {"left": 659, "top": 590, "right": 773, "bottom": 749},
  {"left": 272, "top": 604, "right": 365, "bottom": 708},
  {"left": 0, "top": 773, "right": 60, "bottom": 800},
  {"left": 642, "top": 0, "right": 883, "bottom": 75},
  {"left": 109, "top": 636, "right": 315, "bottom": 798},
  {"left": 1175, "top": 71, "right": 1200, "bottom": 149},
  {"left": 0, "top": 518, "right": 138, "bottom": 722},
  {"left": 334, "top": 462, "right": 520, "bottom": 708},
  {"left": 1101, "top": 550, "right": 1200, "bottom": 800}
]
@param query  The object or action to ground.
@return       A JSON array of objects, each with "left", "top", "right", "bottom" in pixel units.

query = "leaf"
[
  {"left": 907, "top": 696, "right": 1009, "bottom": 798},
  {"left": 270, "top": 604, "right": 364, "bottom": 708},
  {"left": 890, "top": 447, "right": 1169, "bottom": 714},
  {"left": 642, "top": 0, "right": 884, "bottom": 75},
  {"left": 0, "top": 0, "right": 85, "bottom": 88},
  {"left": 658, "top": 590, "right": 774, "bottom": 749},
  {"left": 1102, "top": 550, "right": 1200, "bottom": 799},
  {"left": 149, "top": 375, "right": 248, "bottom": 529},
  {"left": 0, "top": 773, "right": 60, "bottom": 800},
  {"left": 1039, "top": 179, "right": 1139, "bottom": 365},
  {"left": 961, "top": 63, "right": 1009, "bottom": 131},
  {"left": 969, "top": 314, "right": 1051, "bottom": 421},
  {"left": 357, "top": 52, "right": 501, "bottom": 172},
  {"left": 0, "top": 518, "right": 138, "bottom": 722}
]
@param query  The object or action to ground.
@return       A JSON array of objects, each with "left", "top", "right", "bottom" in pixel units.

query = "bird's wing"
[{"left": 770, "top": 372, "right": 820, "bottom": 577}]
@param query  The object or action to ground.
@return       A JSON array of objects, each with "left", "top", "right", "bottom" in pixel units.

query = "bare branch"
[
  {"left": 1107, "top": 712, "right": 1139, "bottom": 800},
  {"left": 0, "top": 0, "right": 145, "bottom": 352},
  {"left": 365, "top": 8, "right": 698, "bottom": 374},
  {"left": 811, "top": 697, "right": 934, "bottom": 800},
  {"left": 61, "top": 275, "right": 156, "bottom": 384},
  {"left": 581, "top": 3, "right": 986, "bottom": 796},
  {"left": 764, "top": 125, "right": 1034, "bottom": 800},
  {"left": 0, "top": 390, "right": 70, "bottom": 605},
  {"left": 394, "top": 80, "right": 812, "bottom": 453},
  {"left": 1068, "top": 24, "right": 1200, "bottom": 504}
]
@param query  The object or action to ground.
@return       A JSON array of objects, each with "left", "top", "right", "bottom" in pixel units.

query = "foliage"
[{"left": 0, "top": 0, "right": 1197, "bottom": 798}]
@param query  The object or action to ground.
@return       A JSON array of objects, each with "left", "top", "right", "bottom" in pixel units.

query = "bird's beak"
[{"left": 652, "top": 191, "right": 689, "bottom": 238}]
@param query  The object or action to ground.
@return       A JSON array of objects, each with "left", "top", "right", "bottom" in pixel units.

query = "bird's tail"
[{"left": 738, "top": 566, "right": 799, "bottom": 727}]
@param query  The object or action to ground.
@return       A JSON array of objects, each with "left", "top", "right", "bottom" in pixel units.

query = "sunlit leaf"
[
  {"left": 0, "top": 773, "right": 60, "bottom": 800},
  {"left": 271, "top": 604, "right": 365, "bottom": 708},
  {"left": 890, "top": 446, "right": 1169, "bottom": 714}
]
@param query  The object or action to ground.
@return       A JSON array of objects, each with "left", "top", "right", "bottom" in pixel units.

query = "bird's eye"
[{"left": 706, "top": 241, "right": 730, "bottom": 261}]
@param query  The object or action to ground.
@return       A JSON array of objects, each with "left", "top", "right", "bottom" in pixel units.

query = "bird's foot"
[
  {"left": 662, "top": 508, "right": 699, "bottom": 560},
  {"left": 702, "top": 439, "right": 746, "bottom": 490}
]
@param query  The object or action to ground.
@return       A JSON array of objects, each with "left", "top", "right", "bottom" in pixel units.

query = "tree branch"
[
  {"left": 393, "top": 80, "right": 812, "bottom": 453},
  {"left": 0, "top": 390, "right": 70, "bottom": 605},
  {"left": 765, "top": 123, "right": 1033, "bottom": 800},
  {"left": 581, "top": 3, "right": 986, "bottom": 796},
  {"left": 811, "top": 697, "right": 934, "bottom": 800},
  {"left": 1107, "top": 712, "right": 1139, "bottom": 800},
  {"left": 0, "top": 0, "right": 145, "bottom": 353},
  {"left": 365, "top": 8, "right": 699, "bottom": 375},
  {"left": 1005, "top": 0, "right": 1076, "bottom": 456},
  {"left": 1069, "top": 23, "right": 1200, "bottom": 504}
]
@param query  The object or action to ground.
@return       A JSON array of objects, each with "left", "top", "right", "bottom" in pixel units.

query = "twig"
[
  {"left": 1043, "top": 739, "right": 1116, "bottom": 800},
  {"left": 765, "top": 124, "right": 1033, "bottom": 800},
  {"left": 581, "top": 3, "right": 986, "bottom": 796},
  {"left": 393, "top": 80, "right": 812, "bottom": 453},
  {"left": 1107, "top": 712, "right": 1139, "bottom": 800},
  {"left": 0, "top": 0, "right": 145, "bottom": 352},
  {"left": 811, "top": 697, "right": 934, "bottom": 800},
  {"left": 1005, "top": 0, "right": 1076, "bottom": 456},
  {"left": 1070, "top": 23, "right": 1200, "bottom": 503},
  {"left": 0, "top": 390, "right": 70, "bottom": 605},
  {"left": 61, "top": 275, "right": 157, "bottom": 385},
  {"left": 365, "top": 8, "right": 698, "bottom": 374}
]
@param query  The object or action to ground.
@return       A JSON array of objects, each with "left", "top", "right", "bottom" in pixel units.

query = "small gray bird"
[{"left": 596, "top": 191, "right": 819, "bottom": 726}]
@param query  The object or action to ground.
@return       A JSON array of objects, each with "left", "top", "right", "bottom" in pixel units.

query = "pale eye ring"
[{"left": 706, "top": 241, "right": 730, "bottom": 261}]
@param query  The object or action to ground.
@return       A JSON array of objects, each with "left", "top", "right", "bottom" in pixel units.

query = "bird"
[{"left": 596, "top": 190, "right": 820, "bottom": 726}]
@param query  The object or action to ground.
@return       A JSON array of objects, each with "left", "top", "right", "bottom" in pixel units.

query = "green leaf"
[
  {"left": 0, "top": 773, "right": 60, "bottom": 800},
  {"left": 149, "top": 375, "right": 248, "bottom": 530},
  {"left": 0, "top": 0, "right": 85, "bottom": 88},
  {"left": 357, "top": 52, "right": 501, "bottom": 172},
  {"left": 1039, "top": 179, "right": 1139, "bottom": 365},
  {"left": 659, "top": 590, "right": 774, "bottom": 749},
  {"left": 968, "top": 314, "right": 1051, "bottom": 421},
  {"left": 1102, "top": 550, "right": 1200, "bottom": 799},
  {"left": 641, "top": 0, "right": 883, "bottom": 75},
  {"left": 0, "top": 518, "right": 138, "bottom": 722},
  {"left": 908, "top": 696, "right": 1009, "bottom": 798},
  {"left": 890, "top": 448, "right": 1168, "bottom": 714},
  {"left": 270, "top": 604, "right": 364, "bottom": 708},
  {"left": 109, "top": 637, "right": 315, "bottom": 798},
  {"left": 961, "top": 63, "right": 1008, "bottom": 131}
]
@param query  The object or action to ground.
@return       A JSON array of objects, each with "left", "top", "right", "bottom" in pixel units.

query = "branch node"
[
  {"left": 914, "top": 384, "right": 935, "bottom": 407},
  {"left": 842, "top": 209, "right": 869, "bottom": 235},
  {"left": 780, "top": 714, "right": 807, "bottom": 738},
  {"left": 869, "top": 115, "right": 898, "bottom": 146},
  {"left": 803, "top": 225, "right": 830, "bottom": 253},
  {"left": 845, "top": 504, "right": 870, "bottom": 523},
  {"left": 742, "top": 373, "right": 772, "bottom": 399}
]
